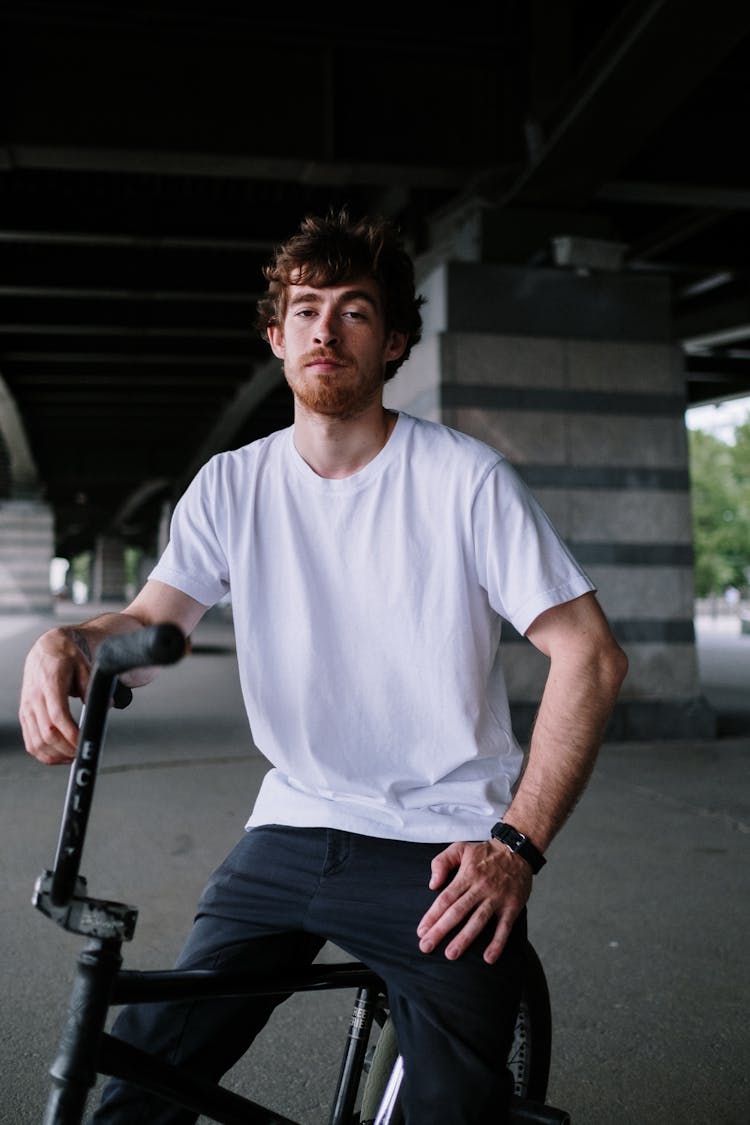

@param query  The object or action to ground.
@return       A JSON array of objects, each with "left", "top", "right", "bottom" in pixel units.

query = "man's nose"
[{"left": 314, "top": 314, "right": 338, "bottom": 347}]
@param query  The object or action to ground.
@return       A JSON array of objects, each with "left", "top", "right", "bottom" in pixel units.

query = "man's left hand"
[{"left": 416, "top": 840, "right": 532, "bottom": 964}]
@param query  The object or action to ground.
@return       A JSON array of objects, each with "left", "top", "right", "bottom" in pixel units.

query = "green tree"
[
  {"left": 730, "top": 417, "right": 750, "bottom": 489},
  {"left": 688, "top": 428, "right": 750, "bottom": 597},
  {"left": 728, "top": 418, "right": 750, "bottom": 589}
]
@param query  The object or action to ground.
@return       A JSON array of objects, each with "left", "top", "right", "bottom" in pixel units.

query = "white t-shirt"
[{"left": 151, "top": 412, "right": 594, "bottom": 842}]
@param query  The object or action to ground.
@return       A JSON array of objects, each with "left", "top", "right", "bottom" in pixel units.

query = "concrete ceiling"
[{"left": 2, "top": 0, "right": 750, "bottom": 556}]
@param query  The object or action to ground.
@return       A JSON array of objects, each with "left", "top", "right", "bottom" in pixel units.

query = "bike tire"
[
  {"left": 358, "top": 1014, "right": 402, "bottom": 1125},
  {"left": 358, "top": 941, "right": 552, "bottom": 1122},
  {"left": 509, "top": 942, "right": 552, "bottom": 1103}
]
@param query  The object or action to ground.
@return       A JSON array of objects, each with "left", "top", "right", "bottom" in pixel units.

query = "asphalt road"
[{"left": 2, "top": 610, "right": 748, "bottom": 1124}]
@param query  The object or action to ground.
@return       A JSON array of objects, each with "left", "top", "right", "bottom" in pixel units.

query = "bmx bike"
[{"left": 33, "top": 623, "right": 571, "bottom": 1124}]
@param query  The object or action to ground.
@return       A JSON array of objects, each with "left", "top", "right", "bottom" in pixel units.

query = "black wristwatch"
[{"left": 490, "top": 821, "right": 546, "bottom": 874}]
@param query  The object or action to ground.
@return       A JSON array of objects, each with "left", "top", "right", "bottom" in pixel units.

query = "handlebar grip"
[{"left": 96, "top": 623, "right": 186, "bottom": 676}]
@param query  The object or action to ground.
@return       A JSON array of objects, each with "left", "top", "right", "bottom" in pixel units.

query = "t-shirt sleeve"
[
  {"left": 149, "top": 457, "right": 230, "bottom": 607},
  {"left": 472, "top": 458, "right": 595, "bottom": 635}
]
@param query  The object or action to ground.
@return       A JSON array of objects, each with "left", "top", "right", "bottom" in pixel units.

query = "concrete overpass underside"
[{"left": 3, "top": 0, "right": 750, "bottom": 738}]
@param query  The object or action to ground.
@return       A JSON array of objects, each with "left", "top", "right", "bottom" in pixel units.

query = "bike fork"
[{"left": 43, "top": 937, "right": 123, "bottom": 1125}]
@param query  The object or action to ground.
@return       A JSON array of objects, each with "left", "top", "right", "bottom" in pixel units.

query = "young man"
[{"left": 20, "top": 211, "right": 627, "bottom": 1123}]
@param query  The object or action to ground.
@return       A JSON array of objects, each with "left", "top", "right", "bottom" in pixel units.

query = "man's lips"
[{"left": 304, "top": 354, "right": 348, "bottom": 371}]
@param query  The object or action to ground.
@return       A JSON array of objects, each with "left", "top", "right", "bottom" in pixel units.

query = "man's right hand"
[
  {"left": 19, "top": 581, "right": 208, "bottom": 766},
  {"left": 19, "top": 627, "right": 91, "bottom": 764}
]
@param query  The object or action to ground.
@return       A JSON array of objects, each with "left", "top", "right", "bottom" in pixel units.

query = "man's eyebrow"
[{"left": 288, "top": 288, "right": 379, "bottom": 310}]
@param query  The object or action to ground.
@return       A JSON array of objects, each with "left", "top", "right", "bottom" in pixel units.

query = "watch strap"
[{"left": 490, "top": 821, "right": 546, "bottom": 874}]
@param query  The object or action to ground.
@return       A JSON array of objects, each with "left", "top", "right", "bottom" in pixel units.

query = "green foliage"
[
  {"left": 124, "top": 546, "right": 143, "bottom": 589},
  {"left": 732, "top": 418, "right": 750, "bottom": 488},
  {"left": 689, "top": 424, "right": 750, "bottom": 597},
  {"left": 69, "top": 551, "right": 91, "bottom": 586}
]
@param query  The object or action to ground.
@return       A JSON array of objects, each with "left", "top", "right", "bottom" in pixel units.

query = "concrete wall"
[
  {"left": 0, "top": 375, "right": 55, "bottom": 613},
  {"left": 90, "top": 535, "right": 127, "bottom": 603},
  {"left": 0, "top": 499, "right": 54, "bottom": 613},
  {"left": 386, "top": 259, "right": 714, "bottom": 740}
]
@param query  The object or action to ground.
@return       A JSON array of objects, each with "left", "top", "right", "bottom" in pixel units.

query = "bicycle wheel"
[
  {"left": 508, "top": 942, "right": 552, "bottom": 1103},
  {"left": 358, "top": 941, "right": 552, "bottom": 1122},
  {"left": 359, "top": 1014, "right": 402, "bottom": 1125}
]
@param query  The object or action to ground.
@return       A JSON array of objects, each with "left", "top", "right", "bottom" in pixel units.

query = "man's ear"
[
  {"left": 385, "top": 330, "right": 408, "bottom": 364},
  {"left": 267, "top": 324, "right": 285, "bottom": 359}
]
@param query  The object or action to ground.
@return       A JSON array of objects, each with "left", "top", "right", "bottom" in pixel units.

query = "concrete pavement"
[{"left": 1, "top": 609, "right": 748, "bottom": 1124}]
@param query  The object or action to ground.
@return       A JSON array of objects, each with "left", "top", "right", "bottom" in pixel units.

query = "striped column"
[
  {"left": 91, "top": 535, "right": 127, "bottom": 604},
  {"left": 386, "top": 260, "right": 714, "bottom": 740},
  {"left": 0, "top": 376, "right": 54, "bottom": 613},
  {"left": 0, "top": 498, "right": 54, "bottom": 613}
]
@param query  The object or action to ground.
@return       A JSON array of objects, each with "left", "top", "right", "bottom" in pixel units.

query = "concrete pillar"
[
  {"left": 386, "top": 254, "right": 714, "bottom": 741},
  {"left": 0, "top": 498, "right": 54, "bottom": 613},
  {"left": 90, "top": 535, "right": 127, "bottom": 604},
  {"left": 0, "top": 376, "right": 55, "bottom": 613}
]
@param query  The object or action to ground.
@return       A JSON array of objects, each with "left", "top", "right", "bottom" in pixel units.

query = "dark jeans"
[{"left": 93, "top": 826, "right": 526, "bottom": 1124}]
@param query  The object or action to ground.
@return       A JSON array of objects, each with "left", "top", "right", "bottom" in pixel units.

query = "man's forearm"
[
  {"left": 503, "top": 626, "right": 627, "bottom": 853},
  {"left": 65, "top": 611, "right": 142, "bottom": 654},
  {"left": 61, "top": 611, "right": 155, "bottom": 685}
]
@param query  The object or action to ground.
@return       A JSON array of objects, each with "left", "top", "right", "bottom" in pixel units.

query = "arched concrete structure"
[{"left": 0, "top": 375, "right": 41, "bottom": 497}]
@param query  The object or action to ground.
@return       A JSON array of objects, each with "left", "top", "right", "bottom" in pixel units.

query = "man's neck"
[{"left": 292, "top": 400, "right": 398, "bottom": 479}]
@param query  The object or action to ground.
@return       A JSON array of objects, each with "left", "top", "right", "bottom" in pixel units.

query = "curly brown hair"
[{"left": 255, "top": 209, "right": 425, "bottom": 382}]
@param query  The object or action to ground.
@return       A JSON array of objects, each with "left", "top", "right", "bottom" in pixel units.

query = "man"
[{"left": 20, "top": 210, "right": 627, "bottom": 1123}]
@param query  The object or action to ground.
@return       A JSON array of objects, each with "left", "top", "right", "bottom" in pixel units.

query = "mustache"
[{"left": 301, "top": 348, "right": 351, "bottom": 365}]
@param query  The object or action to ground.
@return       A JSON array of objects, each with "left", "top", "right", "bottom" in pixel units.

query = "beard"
[{"left": 284, "top": 350, "right": 383, "bottom": 420}]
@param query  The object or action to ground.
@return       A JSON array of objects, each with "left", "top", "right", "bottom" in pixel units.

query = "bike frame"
[
  {"left": 34, "top": 625, "right": 570, "bottom": 1125},
  {"left": 34, "top": 625, "right": 401, "bottom": 1125},
  {"left": 36, "top": 922, "right": 392, "bottom": 1125}
]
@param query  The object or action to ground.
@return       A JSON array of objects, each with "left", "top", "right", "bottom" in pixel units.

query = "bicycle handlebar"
[
  {"left": 49, "top": 623, "right": 187, "bottom": 908},
  {"left": 96, "top": 624, "right": 186, "bottom": 676}
]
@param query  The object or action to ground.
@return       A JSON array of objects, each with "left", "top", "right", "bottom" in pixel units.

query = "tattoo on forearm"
[{"left": 69, "top": 629, "right": 92, "bottom": 662}]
